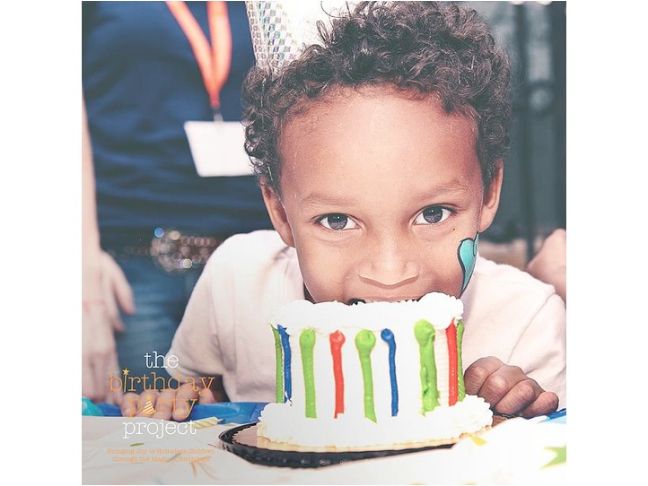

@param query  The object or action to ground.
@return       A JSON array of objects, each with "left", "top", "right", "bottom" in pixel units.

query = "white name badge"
[{"left": 184, "top": 120, "right": 254, "bottom": 177}]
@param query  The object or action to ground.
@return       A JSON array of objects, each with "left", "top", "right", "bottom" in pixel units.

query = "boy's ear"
[
  {"left": 478, "top": 160, "right": 504, "bottom": 233},
  {"left": 260, "top": 182, "right": 295, "bottom": 247}
]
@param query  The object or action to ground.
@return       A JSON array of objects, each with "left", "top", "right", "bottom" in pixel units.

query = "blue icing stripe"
[
  {"left": 380, "top": 328, "right": 399, "bottom": 416},
  {"left": 277, "top": 325, "right": 292, "bottom": 401}
]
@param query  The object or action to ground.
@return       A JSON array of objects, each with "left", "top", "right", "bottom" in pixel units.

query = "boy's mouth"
[{"left": 347, "top": 296, "right": 424, "bottom": 305}]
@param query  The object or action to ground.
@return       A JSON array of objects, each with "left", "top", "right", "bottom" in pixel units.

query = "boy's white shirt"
[{"left": 167, "top": 230, "right": 566, "bottom": 408}]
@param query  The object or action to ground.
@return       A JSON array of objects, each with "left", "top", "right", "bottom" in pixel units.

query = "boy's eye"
[
  {"left": 317, "top": 214, "right": 358, "bottom": 231},
  {"left": 414, "top": 206, "right": 451, "bottom": 225}
]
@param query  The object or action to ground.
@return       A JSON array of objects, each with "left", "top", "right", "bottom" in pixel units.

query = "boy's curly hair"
[{"left": 243, "top": 1, "right": 511, "bottom": 193}]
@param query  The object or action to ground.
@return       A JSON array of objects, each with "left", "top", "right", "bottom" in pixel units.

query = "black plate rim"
[{"left": 218, "top": 422, "right": 453, "bottom": 468}]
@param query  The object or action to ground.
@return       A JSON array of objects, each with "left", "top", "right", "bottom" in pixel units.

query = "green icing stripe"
[
  {"left": 456, "top": 320, "right": 466, "bottom": 401},
  {"left": 300, "top": 329, "right": 317, "bottom": 418},
  {"left": 355, "top": 330, "right": 377, "bottom": 422},
  {"left": 272, "top": 327, "right": 284, "bottom": 403},
  {"left": 414, "top": 320, "right": 439, "bottom": 412}
]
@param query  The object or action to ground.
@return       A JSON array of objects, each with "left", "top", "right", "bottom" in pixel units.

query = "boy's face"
[{"left": 262, "top": 87, "right": 503, "bottom": 303}]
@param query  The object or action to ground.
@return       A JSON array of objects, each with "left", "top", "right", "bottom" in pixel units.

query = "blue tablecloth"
[{"left": 82, "top": 398, "right": 267, "bottom": 424}]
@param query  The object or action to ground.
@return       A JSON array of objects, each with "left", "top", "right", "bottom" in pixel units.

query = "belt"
[{"left": 107, "top": 228, "right": 224, "bottom": 273}]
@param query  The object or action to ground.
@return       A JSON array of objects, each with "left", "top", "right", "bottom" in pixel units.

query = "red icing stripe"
[
  {"left": 329, "top": 331, "right": 346, "bottom": 418},
  {"left": 446, "top": 321, "right": 458, "bottom": 406}
]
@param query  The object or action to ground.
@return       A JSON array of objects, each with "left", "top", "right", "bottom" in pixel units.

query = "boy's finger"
[
  {"left": 107, "top": 387, "right": 124, "bottom": 407},
  {"left": 464, "top": 356, "right": 503, "bottom": 395},
  {"left": 198, "top": 387, "right": 216, "bottom": 404},
  {"left": 478, "top": 365, "right": 527, "bottom": 407},
  {"left": 520, "top": 391, "right": 559, "bottom": 418},
  {"left": 152, "top": 389, "right": 176, "bottom": 420},
  {"left": 493, "top": 378, "right": 544, "bottom": 416},
  {"left": 121, "top": 393, "right": 140, "bottom": 417},
  {"left": 136, "top": 389, "right": 159, "bottom": 417},
  {"left": 173, "top": 383, "right": 199, "bottom": 421}
]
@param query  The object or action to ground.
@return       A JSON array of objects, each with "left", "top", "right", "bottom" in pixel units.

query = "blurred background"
[{"left": 469, "top": 1, "right": 566, "bottom": 268}]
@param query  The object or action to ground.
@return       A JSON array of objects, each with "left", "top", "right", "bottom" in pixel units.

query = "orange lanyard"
[{"left": 166, "top": 1, "right": 232, "bottom": 111}]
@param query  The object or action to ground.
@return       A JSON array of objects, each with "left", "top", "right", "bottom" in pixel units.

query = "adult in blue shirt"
[{"left": 82, "top": 2, "right": 271, "bottom": 402}]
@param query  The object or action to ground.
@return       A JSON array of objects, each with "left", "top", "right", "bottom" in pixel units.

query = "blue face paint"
[{"left": 458, "top": 233, "right": 479, "bottom": 294}]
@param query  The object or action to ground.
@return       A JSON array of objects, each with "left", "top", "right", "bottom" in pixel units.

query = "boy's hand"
[
  {"left": 465, "top": 357, "right": 559, "bottom": 418},
  {"left": 120, "top": 382, "right": 220, "bottom": 421}
]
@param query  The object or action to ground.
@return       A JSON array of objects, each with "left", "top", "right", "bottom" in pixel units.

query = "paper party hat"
[{"left": 246, "top": 1, "right": 358, "bottom": 74}]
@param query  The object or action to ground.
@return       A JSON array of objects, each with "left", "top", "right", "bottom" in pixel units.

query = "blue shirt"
[{"left": 82, "top": 2, "right": 271, "bottom": 243}]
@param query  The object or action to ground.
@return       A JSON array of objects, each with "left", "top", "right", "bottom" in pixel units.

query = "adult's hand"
[{"left": 82, "top": 250, "right": 135, "bottom": 403}]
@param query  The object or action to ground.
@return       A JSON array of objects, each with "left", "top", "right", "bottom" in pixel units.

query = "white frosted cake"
[{"left": 257, "top": 292, "right": 493, "bottom": 451}]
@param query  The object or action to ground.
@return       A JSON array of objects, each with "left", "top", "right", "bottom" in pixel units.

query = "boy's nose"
[{"left": 357, "top": 237, "right": 420, "bottom": 288}]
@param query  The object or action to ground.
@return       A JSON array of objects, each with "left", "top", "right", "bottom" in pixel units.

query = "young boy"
[{"left": 120, "top": 2, "right": 565, "bottom": 421}]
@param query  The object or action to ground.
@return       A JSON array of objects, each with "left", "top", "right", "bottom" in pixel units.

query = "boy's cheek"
[
  {"left": 302, "top": 278, "right": 344, "bottom": 304},
  {"left": 414, "top": 235, "right": 474, "bottom": 298},
  {"left": 425, "top": 270, "right": 465, "bottom": 299},
  {"left": 295, "top": 245, "right": 349, "bottom": 302}
]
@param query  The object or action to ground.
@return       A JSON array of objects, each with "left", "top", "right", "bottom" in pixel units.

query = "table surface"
[{"left": 82, "top": 405, "right": 566, "bottom": 484}]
